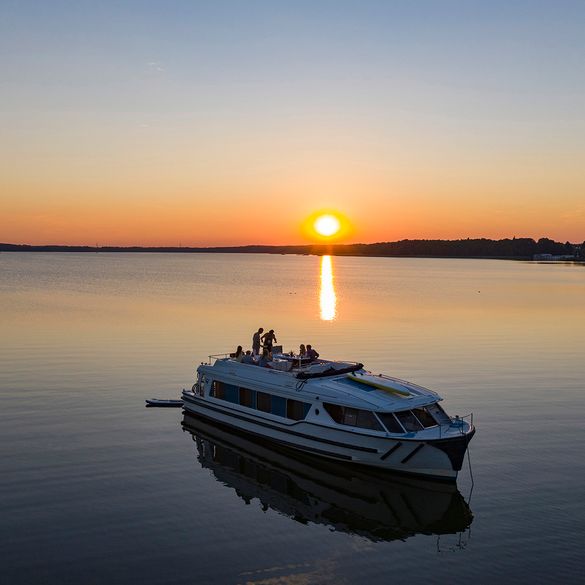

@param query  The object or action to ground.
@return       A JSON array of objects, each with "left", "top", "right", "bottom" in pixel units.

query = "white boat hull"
[{"left": 182, "top": 392, "right": 473, "bottom": 481}]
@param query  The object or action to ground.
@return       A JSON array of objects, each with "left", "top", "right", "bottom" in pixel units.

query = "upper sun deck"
[
  {"left": 205, "top": 352, "right": 362, "bottom": 376},
  {"left": 200, "top": 354, "right": 441, "bottom": 411}
]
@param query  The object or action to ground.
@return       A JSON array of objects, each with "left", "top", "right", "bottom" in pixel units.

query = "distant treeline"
[{"left": 0, "top": 238, "right": 582, "bottom": 259}]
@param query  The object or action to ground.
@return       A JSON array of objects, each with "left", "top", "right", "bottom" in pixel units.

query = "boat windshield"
[
  {"left": 377, "top": 412, "right": 404, "bottom": 433},
  {"left": 369, "top": 408, "right": 441, "bottom": 434}
]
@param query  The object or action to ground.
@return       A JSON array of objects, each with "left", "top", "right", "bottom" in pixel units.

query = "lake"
[{"left": 0, "top": 253, "right": 583, "bottom": 584}]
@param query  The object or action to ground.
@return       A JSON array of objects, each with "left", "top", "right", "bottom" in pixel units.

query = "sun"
[
  {"left": 301, "top": 209, "right": 352, "bottom": 242},
  {"left": 314, "top": 214, "right": 341, "bottom": 237}
]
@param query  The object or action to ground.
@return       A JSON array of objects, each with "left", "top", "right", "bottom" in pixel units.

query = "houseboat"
[{"left": 182, "top": 352, "right": 475, "bottom": 481}]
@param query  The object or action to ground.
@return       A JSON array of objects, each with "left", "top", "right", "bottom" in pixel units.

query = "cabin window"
[
  {"left": 225, "top": 384, "right": 239, "bottom": 403},
  {"left": 323, "top": 403, "right": 384, "bottom": 431},
  {"left": 271, "top": 396, "right": 287, "bottom": 417},
  {"left": 324, "top": 403, "right": 343, "bottom": 423},
  {"left": 212, "top": 380, "right": 224, "bottom": 400},
  {"left": 239, "top": 387, "right": 256, "bottom": 409},
  {"left": 256, "top": 391, "right": 271, "bottom": 413},
  {"left": 343, "top": 407, "right": 358, "bottom": 426},
  {"left": 377, "top": 412, "right": 404, "bottom": 433},
  {"left": 411, "top": 407, "right": 437, "bottom": 428},
  {"left": 211, "top": 381, "right": 239, "bottom": 403},
  {"left": 287, "top": 399, "right": 310, "bottom": 421},
  {"left": 356, "top": 409, "right": 383, "bottom": 430},
  {"left": 211, "top": 383, "right": 307, "bottom": 421},
  {"left": 395, "top": 410, "right": 424, "bottom": 432}
]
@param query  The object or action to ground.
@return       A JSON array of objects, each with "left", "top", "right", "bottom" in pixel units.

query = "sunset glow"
[{"left": 1, "top": 2, "right": 584, "bottom": 246}]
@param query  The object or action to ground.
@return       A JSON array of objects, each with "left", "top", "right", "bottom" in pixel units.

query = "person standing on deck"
[
  {"left": 252, "top": 327, "right": 264, "bottom": 356},
  {"left": 261, "top": 329, "right": 277, "bottom": 352}
]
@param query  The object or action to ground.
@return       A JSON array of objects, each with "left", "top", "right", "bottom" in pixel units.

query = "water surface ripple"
[{"left": 1, "top": 253, "right": 583, "bottom": 584}]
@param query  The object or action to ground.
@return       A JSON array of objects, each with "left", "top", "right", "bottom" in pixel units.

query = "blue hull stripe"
[
  {"left": 183, "top": 394, "right": 378, "bottom": 454},
  {"left": 186, "top": 409, "right": 353, "bottom": 461}
]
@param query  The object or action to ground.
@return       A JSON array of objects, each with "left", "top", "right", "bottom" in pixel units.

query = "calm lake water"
[{"left": 1, "top": 253, "right": 584, "bottom": 584}]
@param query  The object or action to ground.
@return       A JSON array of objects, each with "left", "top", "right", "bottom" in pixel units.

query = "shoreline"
[{"left": 0, "top": 238, "right": 582, "bottom": 262}]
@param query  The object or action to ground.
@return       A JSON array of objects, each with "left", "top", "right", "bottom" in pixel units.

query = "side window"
[
  {"left": 257, "top": 392, "right": 271, "bottom": 413},
  {"left": 211, "top": 381, "right": 238, "bottom": 403},
  {"left": 324, "top": 403, "right": 343, "bottom": 423},
  {"left": 395, "top": 410, "right": 424, "bottom": 432},
  {"left": 239, "top": 388, "right": 256, "bottom": 409},
  {"left": 356, "top": 409, "right": 384, "bottom": 431},
  {"left": 377, "top": 412, "right": 404, "bottom": 433},
  {"left": 271, "top": 396, "right": 287, "bottom": 417},
  {"left": 324, "top": 403, "right": 383, "bottom": 431},
  {"left": 287, "top": 399, "right": 310, "bottom": 421},
  {"left": 342, "top": 407, "right": 358, "bottom": 426},
  {"left": 411, "top": 407, "right": 437, "bottom": 428},
  {"left": 212, "top": 381, "right": 224, "bottom": 400},
  {"left": 224, "top": 384, "right": 239, "bottom": 403}
]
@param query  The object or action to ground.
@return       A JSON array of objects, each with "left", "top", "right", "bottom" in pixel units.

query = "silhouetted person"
[
  {"left": 299, "top": 344, "right": 306, "bottom": 357},
  {"left": 306, "top": 345, "right": 319, "bottom": 361},
  {"left": 258, "top": 349, "right": 272, "bottom": 368},
  {"left": 234, "top": 345, "right": 243, "bottom": 362},
  {"left": 252, "top": 327, "right": 264, "bottom": 356},
  {"left": 242, "top": 350, "right": 255, "bottom": 365},
  {"left": 261, "top": 329, "right": 277, "bottom": 351}
]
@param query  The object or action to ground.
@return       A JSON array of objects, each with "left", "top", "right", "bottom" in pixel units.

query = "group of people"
[
  {"left": 298, "top": 343, "right": 320, "bottom": 361},
  {"left": 230, "top": 328, "right": 320, "bottom": 368},
  {"left": 252, "top": 327, "right": 277, "bottom": 355}
]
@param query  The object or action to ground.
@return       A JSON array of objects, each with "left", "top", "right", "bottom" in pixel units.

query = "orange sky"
[
  {"left": 3, "top": 158, "right": 583, "bottom": 245},
  {"left": 2, "top": 2, "right": 584, "bottom": 246}
]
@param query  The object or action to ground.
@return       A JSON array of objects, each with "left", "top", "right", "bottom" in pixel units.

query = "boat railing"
[
  {"left": 451, "top": 412, "right": 474, "bottom": 436},
  {"left": 207, "top": 353, "right": 232, "bottom": 365},
  {"left": 205, "top": 352, "right": 362, "bottom": 372},
  {"left": 206, "top": 352, "right": 316, "bottom": 369},
  {"left": 461, "top": 412, "right": 474, "bottom": 428}
]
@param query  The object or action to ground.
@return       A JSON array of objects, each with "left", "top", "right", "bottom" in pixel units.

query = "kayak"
[{"left": 346, "top": 373, "right": 411, "bottom": 397}]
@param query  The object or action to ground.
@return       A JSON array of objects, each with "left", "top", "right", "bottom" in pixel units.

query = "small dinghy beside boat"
[{"left": 145, "top": 398, "right": 183, "bottom": 407}]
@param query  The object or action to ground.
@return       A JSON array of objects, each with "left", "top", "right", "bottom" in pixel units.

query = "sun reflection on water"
[{"left": 320, "top": 255, "right": 337, "bottom": 321}]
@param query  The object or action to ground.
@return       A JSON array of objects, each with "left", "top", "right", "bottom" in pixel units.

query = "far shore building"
[{"left": 533, "top": 253, "right": 575, "bottom": 261}]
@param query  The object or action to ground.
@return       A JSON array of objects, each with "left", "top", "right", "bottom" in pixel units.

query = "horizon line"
[{"left": 1, "top": 235, "right": 582, "bottom": 250}]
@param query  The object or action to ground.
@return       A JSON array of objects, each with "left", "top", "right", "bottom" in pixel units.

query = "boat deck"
[{"left": 201, "top": 355, "right": 442, "bottom": 411}]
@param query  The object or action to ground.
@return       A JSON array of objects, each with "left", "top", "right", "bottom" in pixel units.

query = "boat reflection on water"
[{"left": 181, "top": 413, "right": 473, "bottom": 543}]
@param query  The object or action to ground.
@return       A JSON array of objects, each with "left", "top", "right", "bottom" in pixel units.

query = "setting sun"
[
  {"left": 314, "top": 214, "right": 341, "bottom": 237},
  {"left": 301, "top": 210, "right": 352, "bottom": 243}
]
